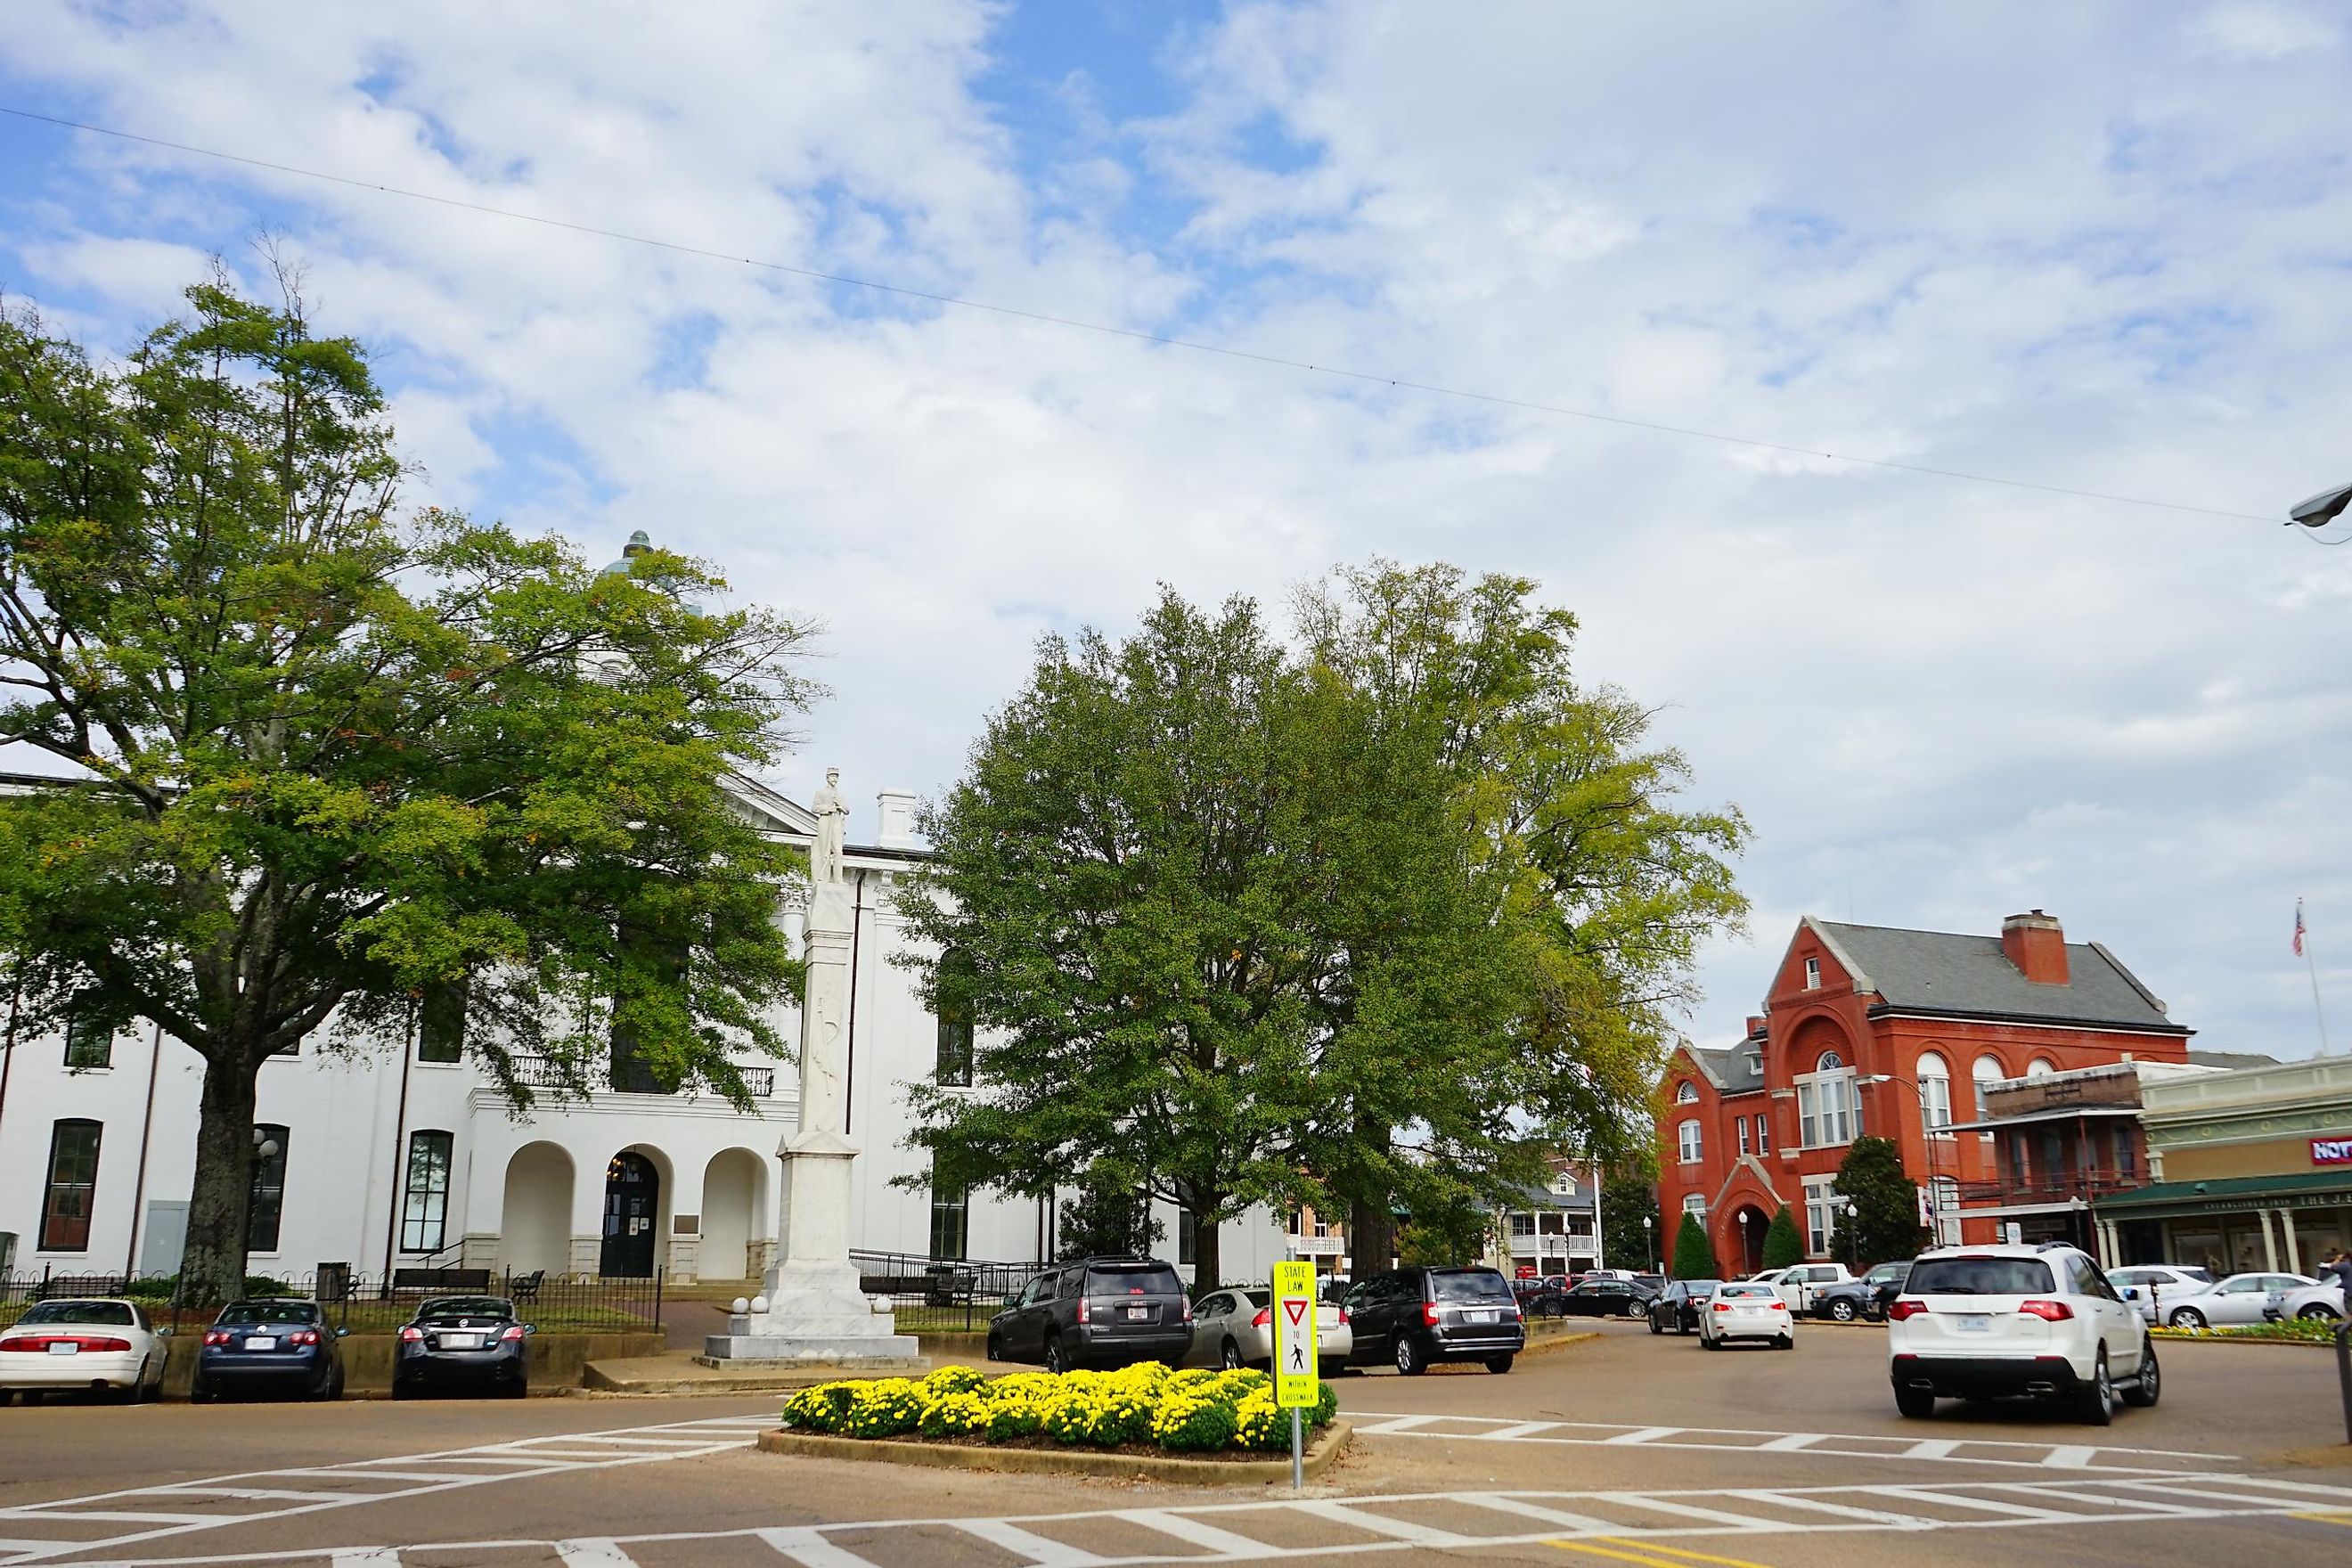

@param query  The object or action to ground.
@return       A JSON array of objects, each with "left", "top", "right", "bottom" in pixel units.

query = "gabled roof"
[
  {"left": 1685, "top": 1041, "right": 1766, "bottom": 1097},
  {"left": 1804, "top": 918, "right": 2187, "bottom": 1034}
]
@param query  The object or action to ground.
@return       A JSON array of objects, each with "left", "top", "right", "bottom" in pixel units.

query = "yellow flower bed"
[{"left": 782, "top": 1361, "right": 1338, "bottom": 1454}]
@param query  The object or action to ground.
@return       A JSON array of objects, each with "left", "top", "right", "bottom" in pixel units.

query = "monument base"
[{"left": 698, "top": 1257, "right": 924, "bottom": 1366}]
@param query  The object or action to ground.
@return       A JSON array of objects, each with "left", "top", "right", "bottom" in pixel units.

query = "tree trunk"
[
  {"left": 179, "top": 1051, "right": 259, "bottom": 1306},
  {"left": 1192, "top": 1205, "right": 1221, "bottom": 1296},
  {"left": 1350, "top": 1198, "right": 1394, "bottom": 1278}
]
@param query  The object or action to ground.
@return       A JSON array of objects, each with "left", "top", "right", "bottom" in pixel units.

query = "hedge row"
[{"left": 781, "top": 1362, "right": 1339, "bottom": 1453}]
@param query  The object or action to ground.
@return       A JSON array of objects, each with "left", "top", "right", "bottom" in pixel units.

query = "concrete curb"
[
  {"left": 1521, "top": 1330, "right": 1600, "bottom": 1355},
  {"left": 2151, "top": 1329, "right": 2333, "bottom": 1348},
  {"left": 753, "top": 1418, "right": 1354, "bottom": 1485}
]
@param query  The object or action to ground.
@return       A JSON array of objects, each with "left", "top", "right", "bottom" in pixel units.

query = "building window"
[
  {"left": 63, "top": 1010, "right": 112, "bottom": 1071},
  {"left": 1932, "top": 1177, "right": 1962, "bottom": 1245},
  {"left": 1803, "top": 1178, "right": 1836, "bottom": 1256},
  {"left": 1737, "top": 1118, "right": 1752, "bottom": 1156},
  {"left": 1797, "top": 1053, "right": 1857, "bottom": 1149},
  {"left": 1176, "top": 1207, "right": 1197, "bottom": 1267},
  {"left": 1917, "top": 1051, "right": 1953, "bottom": 1138},
  {"left": 1754, "top": 1113, "right": 1770, "bottom": 1155},
  {"left": 2026, "top": 1057, "right": 2057, "bottom": 1079},
  {"left": 1972, "top": 1054, "right": 2005, "bottom": 1138},
  {"left": 1510, "top": 1213, "right": 1537, "bottom": 1238},
  {"left": 2113, "top": 1125, "right": 2136, "bottom": 1182},
  {"left": 928, "top": 1180, "right": 968, "bottom": 1262},
  {"left": 417, "top": 980, "right": 466, "bottom": 1064},
  {"left": 249, "top": 1124, "right": 290, "bottom": 1254},
  {"left": 934, "top": 950, "right": 976, "bottom": 1087},
  {"left": 1803, "top": 957, "right": 1821, "bottom": 990},
  {"left": 40, "top": 1119, "right": 102, "bottom": 1252},
  {"left": 1674, "top": 1080, "right": 1699, "bottom": 1104},
  {"left": 1677, "top": 1120, "right": 1703, "bottom": 1164},
  {"left": 1287, "top": 1209, "right": 1301, "bottom": 1236},
  {"left": 399, "top": 1131, "right": 453, "bottom": 1254},
  {"left": 1681, "top": 1193, "right": 1706, "bottom": 1220}
]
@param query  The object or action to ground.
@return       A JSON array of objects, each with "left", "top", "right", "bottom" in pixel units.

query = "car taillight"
[
  {"left": 1422, "top": 1303, "right": 1441, "bottom": 1327},
  {"left": 1075, "top": 1298, "right": 1090, "bottom": 1324},
  {"left": 288, "top": 1329, "right": 321, "bottom": 1346},
  {"left": 1712, "top": 1302, "right": 1733, "bottom": 1312},
  {"left": 400, "top": 1325, "right": 424, "bottom": 1342},
  {"left": 1180, "top": 1296, "right": 1192, "bottom": 1323},
  {"left": 1252, "top": 1308, "right": 1271, "bottom": 1328},
  {"left": 500, "top": 1324, "right": 527, "bottom": 1342},
  {"left": 1337, "top": 1307, "right": 1350, "bottom": 1327},
  {"left": 1886, "top": 1299, "right": 1926, "bottom": 1321},
  {"left": 9, "top": 1335, "right": 134, "bottom": 1352},
  {"left": 2018, "top": 1299, "right": 2073, "bottom": 1321},
  {"left": 204, "top": 1330, "right": 233, "bottom": 1346}
]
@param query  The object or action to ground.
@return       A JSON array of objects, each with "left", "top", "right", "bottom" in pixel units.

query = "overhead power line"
[{"left": 0, "top": 103, "right": 2279, "bottom": 526}]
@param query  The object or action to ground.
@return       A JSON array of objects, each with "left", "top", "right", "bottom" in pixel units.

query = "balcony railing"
[
  {"left": 505, "top": 1056, "right": 775, "bottom": 1098},
  {"left": 1952, "top": 1169, "right": 2143, "bottom": 1207}
]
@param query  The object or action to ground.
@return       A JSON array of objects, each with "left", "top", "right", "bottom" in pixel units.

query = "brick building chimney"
[{"left": 2000, "top": 910, "right": 2069, "bottom": 985}]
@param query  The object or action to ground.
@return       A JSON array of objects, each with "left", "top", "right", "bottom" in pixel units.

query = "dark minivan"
[
  {"left": 192, "top": 1299, "right": 347, "bottom": 1402},
  {"left": 1343, "top": 1265, "right": 1524, "bottom": 1375},
  {"left": 988, "top": 1257, "right": 1193, "bottom": 1373}
]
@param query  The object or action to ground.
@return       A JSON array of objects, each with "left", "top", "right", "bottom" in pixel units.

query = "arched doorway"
[
  {"left": 600, "top": 1152, "right": 661, "bottom": 1277},
  {"left": 1731, "top": 1205, "right": 1771, "bottom": 1277},
  {"left": 500, "top": 1142, "right": 573, "bottom": 1279},
  {"left": 700, "top": 1148, "right": 765, "bottom": 1283}
]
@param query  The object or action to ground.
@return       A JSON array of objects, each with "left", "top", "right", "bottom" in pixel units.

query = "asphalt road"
[{"left": 4, "top": 1319, "right": 2348, "bottom": 1567}]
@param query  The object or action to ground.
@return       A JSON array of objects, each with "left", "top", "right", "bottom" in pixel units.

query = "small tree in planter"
[
  {"left": 1761, "top": 1205, "right": 1806, "bottom": 1270},
  {"left": 1670, "top": 1213, "right": 1717, "bottom": 1279}
]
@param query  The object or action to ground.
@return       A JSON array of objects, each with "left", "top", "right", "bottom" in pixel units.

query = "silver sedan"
[
  {"left": 2153, "top": 1270, "right": 2315, "bottom": 1329},
  {"left": 1188, "top": 1287, "right": 1352, "bottom": 1375}
]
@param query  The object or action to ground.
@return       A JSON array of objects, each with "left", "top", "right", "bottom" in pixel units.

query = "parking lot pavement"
[{"left": 1, "top": 1320, "right": 2345, "bottom": 1567}]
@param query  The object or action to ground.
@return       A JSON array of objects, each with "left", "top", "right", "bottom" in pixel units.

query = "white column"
[
  {"left": 2258, "top": 1207, "right": 2280, "bottom": 1271},
  {"left": 2280, "top": 1207, "right": 2302, "bottom": 1275}
]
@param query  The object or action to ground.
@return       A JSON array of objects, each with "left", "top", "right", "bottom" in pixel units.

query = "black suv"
[
  {"left": 1343, "top": 1265, "right": 1524, "bottom": 1375},
  {"left": 1811, "top": 1260, "right": 1911, "bottom": 1322},
  {"left": 987, "top": 1257, "right": 1192, "bottom": 1373}
]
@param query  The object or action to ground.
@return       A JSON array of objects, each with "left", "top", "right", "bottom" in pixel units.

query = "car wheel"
[
  {"left": 1221, "top": 1338, "right": 1245, "bottom": 1371},
  {"left": 1485, "top": 1354, "right": 1515, "bottom": 1375},
  {"left": 1043, "top": 1335, "right": 1070, "bottom": 1376},
  {"left": 1543, "top": 1301, "right": 1564, "bottom": 1319},
  {"left": 1394, "top": 1335, "right": 1426, "bottom": 1376},
  {"left": 2078, "top": 1350, "right": 2113, "bottom": 1427},
  {"left": 189, "top": 1375, "right": 214, "bottom": 1405},
  {"left": 1319, "top": 1358, "right": 1344, "bottom": 1380},
  {"left": 1827, "top": 1299, "right": 1857, "bottom": 1323},
  {"left": 391, "top": 1377, "right": 412, "bottom": 1401},
  {"left": 328, "top": 1365, "right": 346, "bottom": 1401},
  {"left": 1776, "top": 1335, "right": 1793, "bottom": 1350},
  {"left": 1647, "top": 1313, "right": 1663, "bottom": 1335},
  {"left": 985, "top": 1332, "right": 1002, "bottom": 1362},
  {"left": 2166, "top": 1307, "right": 2206, "bottom": 1330},
  {"left": 503, "top": 1377, "right": 529, "bottom": 1400},
  {"left": 2300, "top": 1303, "right": 2341, "bottom": 1321},
  {"left": 1701, "top": 1331, "right": 1719, "bottom": 1351},
  {"left": 1894, "top": 1384, "right": 1936, "bottom": 1419},
  {"left": 2122, "top": 1341, "right": 2160, "bottom": 1409}
]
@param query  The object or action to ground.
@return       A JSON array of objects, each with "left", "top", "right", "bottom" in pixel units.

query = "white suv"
[{"left": 1885, "top": 1244, "right": 2157, "bottom": 1425}]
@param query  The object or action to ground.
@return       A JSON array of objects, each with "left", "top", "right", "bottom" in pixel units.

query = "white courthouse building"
[{"left": 0, "top": 776, "right": 1302, "bottom": 1290}]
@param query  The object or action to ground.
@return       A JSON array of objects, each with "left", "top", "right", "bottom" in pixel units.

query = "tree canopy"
[
  {"left": 1761, "top": 1205, "right": 1806, "bottom": 1270},
  {"left": 897, "top": 564, "right": 1746, "bottom": 1286},
  {"left": 1670, "top": 1213, "right": 1717, "bottom": 1279},
  {"left": 1830, "top": 1136, "right": 1929, "bottom": 1267},
  {"left": 0, "top": 274, "right": 818, "bottom": 1301}
]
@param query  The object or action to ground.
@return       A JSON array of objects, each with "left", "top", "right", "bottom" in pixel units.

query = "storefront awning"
[{"left": 2095, "top": 1168, "right": 2352, "bottom": 1218}]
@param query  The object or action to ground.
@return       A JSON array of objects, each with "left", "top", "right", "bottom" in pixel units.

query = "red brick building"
[{"left": 1658, "top": 911, "right": 2193, "bottom": 1274}]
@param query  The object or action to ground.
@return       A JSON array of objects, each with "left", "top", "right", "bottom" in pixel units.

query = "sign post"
[{"left": 1271, "top": 1260, "right": 1319, "bottom": 1490}]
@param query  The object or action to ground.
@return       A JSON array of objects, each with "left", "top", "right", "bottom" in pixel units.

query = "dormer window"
[
  {"left": 1674, "top": 1081, "right": 1699, "bottom": 1105},
  {"left": 1803, "top": 957, "right": 1821, "bottom": 990}
]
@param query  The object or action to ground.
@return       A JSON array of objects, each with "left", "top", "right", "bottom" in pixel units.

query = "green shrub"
[
  {"left": 780, "top": 1382, "right": 856, "bottom": 1433},
  {"left": 842, "top": 1377, "right": 925, "bottom": 1439}
]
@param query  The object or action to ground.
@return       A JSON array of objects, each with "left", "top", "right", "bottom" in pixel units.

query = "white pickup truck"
[{"left": 1746, "top": 1262, "right": 1857, "bottom": 1312}]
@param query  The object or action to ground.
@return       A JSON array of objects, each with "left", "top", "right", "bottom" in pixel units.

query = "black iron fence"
[
  {"left": 850, "top": 1249, "right": 1044, "bottom": 1335},
  {"left": 0, "top": 1266, "right": 666, "bottom": 1335}
]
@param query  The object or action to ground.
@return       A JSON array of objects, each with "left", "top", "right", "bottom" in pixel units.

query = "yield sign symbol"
[{"left": 1284, "top": 1298, "right": 1308, "bottom": 1327}]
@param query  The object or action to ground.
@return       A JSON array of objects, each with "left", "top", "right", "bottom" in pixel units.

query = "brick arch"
[
  {"left": 1714, "top": 1178, "right": 1782, "bottom": 1278},
  {"left": 1785, "top": 1013, "right": 1856, "bottom": 1073}
]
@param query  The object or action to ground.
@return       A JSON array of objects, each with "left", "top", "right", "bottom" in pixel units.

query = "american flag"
[{"left": 2296, "top": 900, "right": 2307, "bottom": 958}]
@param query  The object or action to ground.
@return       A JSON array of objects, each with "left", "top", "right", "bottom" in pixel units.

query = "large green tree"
[
  {"left": 1670, "top": 1213, "right": 1717, "bottom": 1279},
  {"left": 1599, "top": 1156, "right": 1661, "bottom": 1272},
  {"left": 1761, "top": 1205, "right": 1806, "bottom": 1270},
  {"left": 0, "top": 275, "right": 818, "bottom": 1302},
  {"left": 1829, "top": 1136, "right": 1929, "bottom": 1268}
]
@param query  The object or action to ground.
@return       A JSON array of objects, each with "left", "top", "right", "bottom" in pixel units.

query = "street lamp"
[
  {"left": 1643, "top": 1213, "right": 1655, "bottom": 1275},
  {"left": 2289, "top": 482, "right": 2352, "bottom": 529},
  {"left": 1860, "top": 1074, "right": 1944, "bottom": 1245},
  {"left": 241, "top": 1125, "right": 281, "bottom": 1279},
  {"left": 1841, "top": 1197, "right": 1858, "bottom": 1270}
]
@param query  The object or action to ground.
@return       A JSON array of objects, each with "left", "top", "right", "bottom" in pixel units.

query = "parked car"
[
  {"left": 1810, "top": 1261, "right": 1911, "bottom": 1322},
  {"left": 1886, "top": 1244, "right": 2157, "bottom": 1425},
  {"left": 1188, "top": 1286, "right": 1351, "bottom": 1376},
  {"left": 392, "top": 1295, "right": 535, "bottom": 1399},
  {"left": 1343, "top": 1265, "right": 1525, "bottom": 1375},
  {"left": 0, "top": 1298, "right": 168, "bottom": 1403},
  {"left": 1646, "top": 1278, "right": 1720, "bottom": 1335},
  {"left": 1548, "top": 1276, "right": 1657, "bottom": 1319},
  {"left": 1700, "top": 1280, "right": 1793, "bottom": 1350},
  {"left": 2106, "top": 1264, "right": 2215, "bottom": 1324},
  {"left": 2270, "top": 1281, "right": 2346, "bottom": 1321},
  {"left": 1747, "top": 1262, "right": 1855, "bottom": 1312},
  {"left": 192, "top": 1298, "right": 347, "bottom": 1402},
  {"left": 986, "top": 1257, "right": 1193, "bottom": 1373},
  {"left": 2152, "top": 1270, "right": 2315, "bottom": 1330}
]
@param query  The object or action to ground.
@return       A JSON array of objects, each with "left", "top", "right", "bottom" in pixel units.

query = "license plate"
[
  {"left": 46, "top": 1342, "right": 78, "bottom": 1356},
  {"left": 245, "top": 1336, "right": 277, "bottom": 1352},
  {"left": 1123, "top": 1308, "right": 1147, "bottom": 1322},
  {"left": 1468, "top": 1310, "right": 1495, "bottom": 1323},
  {"left": 1953, "top": 1314, "right": 1992, "bottom": 1334},
  {"left": 440, "top": 1333, "right": 481, "bottom": 1350}
]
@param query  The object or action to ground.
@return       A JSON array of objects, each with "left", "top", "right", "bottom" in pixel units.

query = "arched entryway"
[
  {"left": 699, "top": 1148, "right": 765, "bottom": 1283},
  {"left": 1729, "top": 1205, "right": 1771, "bottom": 1277},
  {"left": 600, "top": 1151, "right": 662, "bottom": 1277},
  {"left": 500, "top": 1142, "right": 573, "bottom": 1278}
]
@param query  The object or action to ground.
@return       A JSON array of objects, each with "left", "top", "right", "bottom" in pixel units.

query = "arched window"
[
  {"left": 1798, "top": 1052, "right": 1857, "bottom": 1147},
  {"left": 934, "top": 949, "right": 976, "bottom": 1088},
  {"left": 1677, "top": 1121, "right": 1703, "bottom": 1164},
  {"left": 1916, "top": 1052, "right": 1953, "bottom": 1137},
  {"left": 2026, "top": 1058, "right": 2057, "bottom": 1080},
  {"left": 1817, "top": 1051, "right": 1843, "bottom": 1072},
  {"left": 1675, "top": 1081, "right": 1699, "bottom": 1104}
]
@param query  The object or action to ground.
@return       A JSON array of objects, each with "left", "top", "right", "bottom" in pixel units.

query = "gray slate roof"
[
  {"left": 1689, "top": 1041, "right": 1767, "bottom": 1096},
  {"left": 1809, "top": 919, "right": 2185, "bottom": 1033},
  {"left": 2185, "top": 1049, "right": 2279, "bottom": 1070}
]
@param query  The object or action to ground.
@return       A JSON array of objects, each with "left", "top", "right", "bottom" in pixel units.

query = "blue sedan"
[{"left": 192, "top": 1299, "right": 347, "bottom": 1401}]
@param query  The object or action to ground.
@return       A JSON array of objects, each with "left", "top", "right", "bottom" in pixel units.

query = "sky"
[{"left": 2, "top": 1, "right": 2348, "bottom": 1064}]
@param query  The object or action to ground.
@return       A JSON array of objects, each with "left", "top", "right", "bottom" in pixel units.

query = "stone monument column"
[{"left": 702, "top": 770, "right": 919, "bottom": 1366}]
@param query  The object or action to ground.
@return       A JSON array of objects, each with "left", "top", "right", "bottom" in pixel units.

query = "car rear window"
[
  {"left": 417, "top": 1297, "right": 514, "bottom": 1321},
  {"left": 1718, "top": 1283, "right": 1777, "bottom": 1300},
  {"left": 1907, "top": 1257, "right": 2054, "bottom": 1296},
  {"left": 1084, "top": 1263, "right": 1183, "bottom": 1296},
  {"left": 218, "top": 1303, "right": 317, "bottom": 1325},
  {"left": 13, "top": 1300, "right": 135, "bottom": 1326},
  {"left": 1431, "top": 1269, "right": 1513, "bottom": 1303}
]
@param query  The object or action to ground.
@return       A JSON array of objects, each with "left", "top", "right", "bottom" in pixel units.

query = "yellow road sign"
[{"left": 1271, "top": 1259, "right": 1319, "bottom": 1409}]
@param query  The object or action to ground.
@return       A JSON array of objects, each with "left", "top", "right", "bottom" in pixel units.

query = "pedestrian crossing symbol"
[{"left": 1271, "top": 1260, "right": 1319, "bottom": 1409}]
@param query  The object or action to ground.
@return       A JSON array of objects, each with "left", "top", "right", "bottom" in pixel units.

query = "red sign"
[
  {"left": 1283, "top": 1298, "right": 1307, "bottom": 1327},
  {"left": 1515, "top": 1264, "right": 1537, "bottom": 1278},
  {"left": 2313, "top": 1138, "right": 2352, "bottom": 1166}
]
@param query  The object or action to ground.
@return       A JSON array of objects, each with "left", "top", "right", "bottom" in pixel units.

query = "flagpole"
[{"left": 2303, "top": 900, "right": 2332, "bottom": 1057}]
